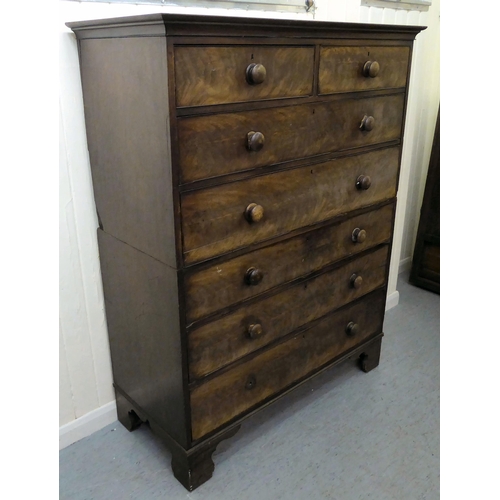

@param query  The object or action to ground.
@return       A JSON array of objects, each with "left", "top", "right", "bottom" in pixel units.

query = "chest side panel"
[{"left": 79, "top": 36, "right": 176, "bottom": 267}]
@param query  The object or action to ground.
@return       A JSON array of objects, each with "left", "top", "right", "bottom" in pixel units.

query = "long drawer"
[
  {"left": 190, "top": 288, "right": 386, "bottom": 440},
  {"left": 174, "top": 45, "right": 315, "bottom": 108},
  {"left": 184, "top": 203, "right": 394, "bottom": 323},
  {"left": 188, "top": 245, "right": 388, "bottom": 380},
  {"left": 182, "top": 147, "right": 399, "bottom": 264},
  {"left": 318, "top": 45, "right": 410, "bottom": 95},
  {"left": 178, "top": 94, "right": 404, "bottom": 183}
]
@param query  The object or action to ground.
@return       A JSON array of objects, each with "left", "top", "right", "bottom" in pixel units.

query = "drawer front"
[
  {"left": 185, "top": 203, "right": 394, "bottom": 323},
  {"left": 182, "top": 147, "right": 399, "bottom": 264},
  {"left": 178, "top": 94, "right": 404, "bottom": 183},
  {"left": 319, "top": 46, "right": 410, "bottom": 95},
  {"left": 190, "top": 288, "right": 386, "bottom": 440},
  {"left": 174, "top": 45, "right": 314, "bottom": 108},
  {"left": 188, "top": 245, "right": 388, "bottom": 380}
]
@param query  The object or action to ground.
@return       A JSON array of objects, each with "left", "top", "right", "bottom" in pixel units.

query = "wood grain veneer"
[
  {"left": 188, "top": 245, "right": 389, "bottom": 380},
  {"left": 190, "top": 288, "right": 386, "bottom": 440},
  {"left": 178, "top": 94, "right": 404, "bottom": 183},
  {"left": 175, "top": 45, "right": 314, "bottom": 107},
  {"left": 319, "top": 45, "right": 410, "bottom": 94},
  {"left": 182, "top": 147, "right": 400, "bottom": 264},
  {"left": 184, "top": 202, "right": 394, "bottom": 323}
]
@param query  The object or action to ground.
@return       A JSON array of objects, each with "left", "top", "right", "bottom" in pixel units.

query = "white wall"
[{"left": 59, "top": 0, "right": 440, "bottom": 446}]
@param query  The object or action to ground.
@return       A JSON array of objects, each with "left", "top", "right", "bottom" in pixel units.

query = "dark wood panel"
[
  {"left": 184, "top": 203, "right": 394, "bottom": 323},
  {"left": 410, "top": 109, "right": 439, "bottom": 293},
  {"left": 177, "top": 94, "right": 405, "bottom": 183},
  {"left": 79, "top": 37, "right": 177, "bottom": 267},
  {"left": 319, "top": 45, "right": 410, "bottom": 94},
  {"left": 188, "top": 245, "right": 389, "bottom": 379},
  {"left": 421, "top": 244, "right": 439, "bottom": 275},
  {"left": 190, "top": 288, "right": 386, "bottom": 440},
  {"left": 174, "top": 45, "right": 314, "bottom": 107},
  {"left": 182, "top": 147, "right": 400, "bottom": 264},
  {"left": 97, "top": 229, "right": 188, "bottom": 447}
]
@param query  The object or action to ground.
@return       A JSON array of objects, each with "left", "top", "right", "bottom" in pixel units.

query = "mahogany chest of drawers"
[{"left": 68, "top": 13, "right": 423, "bottom": 491}]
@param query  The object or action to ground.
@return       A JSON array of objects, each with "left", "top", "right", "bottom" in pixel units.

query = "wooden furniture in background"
[
  {"left": 67, "top": 14, "right": 423, "bottom": 491},
  {"left": 410, "top": 109, "right": 440, "bottom": 293}
]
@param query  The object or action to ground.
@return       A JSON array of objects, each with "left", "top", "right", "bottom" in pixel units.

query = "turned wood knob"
[
  {"left": 247, "top": 323, "right": 263, "bottom": 339},
  {"left": 350, "top": 273, "right": 363, "bottom": 289},
  {"left": 245, "top": 374, "right": 257, "bottom": 390},
  {"left": 356, "top": 175, "right": 372, "bottom": 190},
  {"left": 345, "top": 321, "right": 360, "bottom": 336},
  {"left": 244, "top": 203, "right": 264, "bottom": 223},
  {"left": 363, "top": 60, "right": 380, "bottom": 78},
  {"left": 360, "top": 115, "right": 375, "bottom": 131},
  {"left": 245, "top": 267, "right": 263, "bottom": 286},
  {"left": 246, "top": 63, "right": 267, "bottom": 85},
  {"left": 352, "top": 228, "right": 367, "bottom": 243},
  {"left": 247, "top": 131, "right": 265, "bottom": 152}
]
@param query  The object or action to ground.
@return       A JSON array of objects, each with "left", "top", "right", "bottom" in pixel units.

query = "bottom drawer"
[{"left": 190, "top": 289, "right": 386, "bottom": 440}]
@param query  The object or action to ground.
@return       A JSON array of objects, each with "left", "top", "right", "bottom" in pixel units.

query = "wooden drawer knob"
[
  {"left": 244, "top": 203, "right": 264, "bottom": 223},
  {"left": 246, "top": 63, "right": 266, "bottom": 85},
  {"left": 350, "top": 273, "right": 363, "bottom": 289},
  {"left": 245, "top": 267, "right": 263, "bottom": 286},
  {"left": 356, "top": 175, "right": 371, "bottom": 190},
  {"left": 345, "top": 321, "right": 359, "bottom": 336},
  {"left": 352, "top": 228, "right": 367, "bottom": 243},
  {"left": 247, "top": 323, "right": 263, "bottom": 340},
  {"left": 363, "top": 60, "right": 380, "bottom": 78},
  {"left": 247, "top": 131, "right": 265, "bottom": 152},
  {"left": 245, "top": 374, "right": 257, "bottom": 390},
  {"left": 360, "top": 115, "right": 375, "bottom": 131}
]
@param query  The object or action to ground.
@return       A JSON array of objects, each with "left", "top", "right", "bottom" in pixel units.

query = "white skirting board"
[
  {"left": 399, "top": 257, "right": 412, "bottom": 276},
  {"left": 384, "top": 257, "right": 412, "bottom": 310},
  {"left": 385, "top": 290, "right": 400, "bottom": 311},
  {"left": 59, "top": 262, "right": 408, "bottom": 450},
  {"left": 59, "top": 401, "right": 117, "bottom": 450}
]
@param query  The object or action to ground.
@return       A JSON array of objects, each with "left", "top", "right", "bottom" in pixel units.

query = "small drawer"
[
  {"left": 174, "top": 45, "right": 314, "bottom": 108},
  {"left": 178, "top": 94, "right": 404, "bottom": 183},
  {"left": 181, "top": 147, "right": 399, "bottom": 264},
  {"left": 184, "top": 203, "right": 394, "bottom": 323},
  {"left": 188, "top": 245, "right": 388, "bottom": 380},
  {"left": 190, "top": 288, "right": 386, "bottom": 440},
  {"left": 318, "top": 45, "right": 410, "bottom": 95}
]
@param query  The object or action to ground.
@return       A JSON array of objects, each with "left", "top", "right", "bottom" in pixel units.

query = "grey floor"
[{"left": 60, "top": 273, "right": 439, "bottom": 500}]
